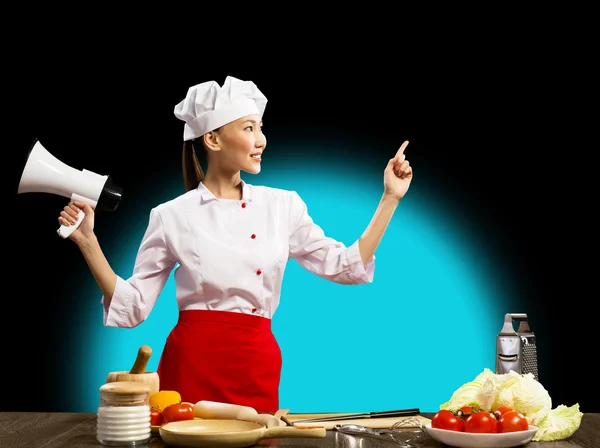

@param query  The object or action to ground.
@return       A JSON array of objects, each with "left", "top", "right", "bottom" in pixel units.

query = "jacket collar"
[{"left": 198, "top": 179, "right": 252, "bottom": 204}]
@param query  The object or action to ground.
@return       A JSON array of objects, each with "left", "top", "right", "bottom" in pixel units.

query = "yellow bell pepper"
[{"left": 149, "top": 390, "right": 182, "bottom": 411}]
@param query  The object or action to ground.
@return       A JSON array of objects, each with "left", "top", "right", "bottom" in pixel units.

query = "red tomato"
[
  {"left": 431, "top": 410, "right": 464, "bottom": 431},
  {"left": 464, "top": 411, "right": 498, "bottom": 433},
  {"left": 458, "top": 405, "right": 481, "bottom": 418},
  {"left": 493, "top": 406, "right": 514, "bottom": 420},
  {"left": 162, "top": 402, "right": 195, "bottom": 424},
  {"left": 498, "top": 410, "right": 529, "bottom": 433},
  {"left": 150, "top": 407, "right": 163, "bottom": 426}
]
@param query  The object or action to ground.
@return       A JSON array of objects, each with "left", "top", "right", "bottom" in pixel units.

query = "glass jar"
[{"left": 96, "top": 381, "right": 152, "bottom": 446}]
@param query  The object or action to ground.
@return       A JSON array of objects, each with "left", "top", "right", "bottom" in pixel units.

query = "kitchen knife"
[{"left": 291, "top": 408, "right": 420, "bottom": 423}]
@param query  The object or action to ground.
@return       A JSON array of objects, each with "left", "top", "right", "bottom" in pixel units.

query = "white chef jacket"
[{"left": 102, "top": 180, "right": 375, "bottom": 328}]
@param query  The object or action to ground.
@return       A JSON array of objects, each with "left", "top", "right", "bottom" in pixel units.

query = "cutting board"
[{"left": 286, "top": 413, "right": 431, "bottom": 430}]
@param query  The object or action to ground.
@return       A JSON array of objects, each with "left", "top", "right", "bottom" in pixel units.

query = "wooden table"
[{"left": 0, "top": 412, "right": 598, "bottom": 447}]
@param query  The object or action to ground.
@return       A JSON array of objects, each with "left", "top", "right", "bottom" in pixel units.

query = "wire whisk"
[
  {"left": 388, "top": 417, "right": 426, "bottom": 447},
  {"left": 333, "top": 417, "right": 426, "bottom": 447}
]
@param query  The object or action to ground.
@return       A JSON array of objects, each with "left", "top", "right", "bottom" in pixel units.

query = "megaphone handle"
[{"left": 57, "top": 209, "right": 85, "bottom": 239}]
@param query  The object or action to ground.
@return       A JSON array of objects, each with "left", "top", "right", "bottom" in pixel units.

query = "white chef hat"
[{"left": 174, "top": 75, "right": 267, "bottom": 141}]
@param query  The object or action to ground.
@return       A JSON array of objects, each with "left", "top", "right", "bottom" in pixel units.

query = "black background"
[{"left": 3, "top": 16, "right": 597, "bottom": 414}]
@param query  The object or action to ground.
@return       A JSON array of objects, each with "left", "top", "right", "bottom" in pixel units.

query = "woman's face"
[{"left": 212, "top": 114, "right": 266, "bottom": 175}]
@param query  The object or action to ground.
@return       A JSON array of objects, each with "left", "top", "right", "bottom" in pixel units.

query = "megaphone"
[{"left": 17, "top": 138, "right": 123, "bottom": 238}]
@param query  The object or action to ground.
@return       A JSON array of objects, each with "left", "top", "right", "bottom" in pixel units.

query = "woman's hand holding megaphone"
[{"left": 58, "top": 201, "right": 96, "bottom": 245}]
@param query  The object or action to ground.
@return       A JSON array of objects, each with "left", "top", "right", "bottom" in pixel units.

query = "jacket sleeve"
[
  {"left": 288, "top": 191, "right": 374, "bottom": 284},
  {"left": 102, "top": 207, "right": 176, "bottom": 328}
]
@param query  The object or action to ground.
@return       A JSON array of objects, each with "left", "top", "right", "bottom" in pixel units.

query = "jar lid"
[{"left": 100, "top": 381, "right": 150, "bottom": 406}]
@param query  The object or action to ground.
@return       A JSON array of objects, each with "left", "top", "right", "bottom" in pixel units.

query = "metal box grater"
[{"left": 496, "top": 313, "right": 539, "bottom": 381}]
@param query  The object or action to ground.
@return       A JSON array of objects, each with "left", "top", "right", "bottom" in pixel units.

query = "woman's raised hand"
[
  {"left": 383, "top": 140, "right": 413, "bottom": 201},
  {"left": 58, "top": 200, "right": 96, "bottom": 244}
]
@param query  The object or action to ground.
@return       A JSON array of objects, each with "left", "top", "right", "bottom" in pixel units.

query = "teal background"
[{"left": 66, "top": 142, "right": 511, "bottom": 413}]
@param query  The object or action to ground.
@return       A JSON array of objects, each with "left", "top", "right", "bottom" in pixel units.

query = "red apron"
[{"left": 157, "top": 309, "right": 282, "bottom": 414}]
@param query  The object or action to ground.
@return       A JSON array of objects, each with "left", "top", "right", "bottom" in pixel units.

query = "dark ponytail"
[{"left": 182, "top": 140, "right": 205, "bottom": 192}]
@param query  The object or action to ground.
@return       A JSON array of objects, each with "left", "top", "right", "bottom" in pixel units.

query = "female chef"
[{"left": 58, "top": 76, "right": 413, "bottom": 414}]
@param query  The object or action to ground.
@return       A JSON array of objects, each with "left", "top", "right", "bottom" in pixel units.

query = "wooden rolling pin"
[
  {"left": 194, "top": 400, "right": 283, "bottom": 428},
  {"left": 106, "top": 345, "right": 160, "bottom": 397}
]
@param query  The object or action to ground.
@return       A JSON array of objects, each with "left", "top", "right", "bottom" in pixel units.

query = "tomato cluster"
[
  {"left": 431, "top": 406, "right": 529, "bottom": 433},
  {"left": 150, "top": 402, "right": 195, "bottom": 426}
]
